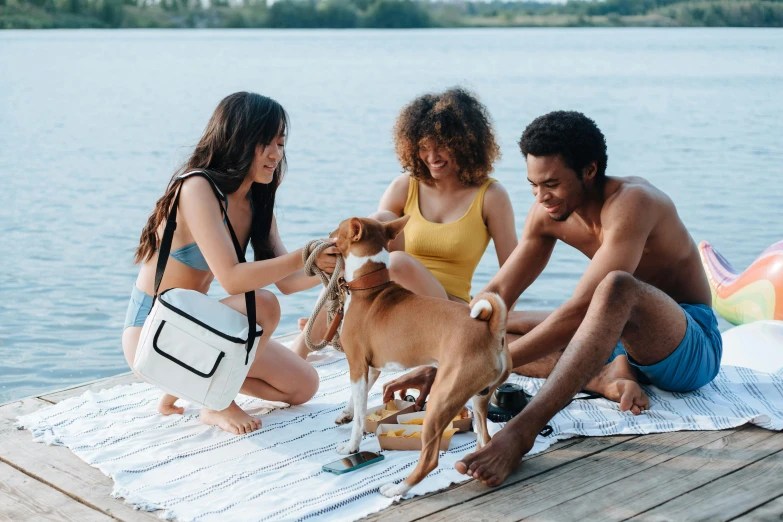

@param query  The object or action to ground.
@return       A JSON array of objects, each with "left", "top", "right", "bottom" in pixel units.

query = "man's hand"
[
  {"left": 314, "top": 239, "right": 340, "bottom": 274},
  {"left": 382, "top": 366, "right": 437, "bottom": 411}
]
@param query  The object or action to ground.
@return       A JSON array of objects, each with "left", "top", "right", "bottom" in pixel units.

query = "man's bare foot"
[
  {"left": 298, "top": 317, "right": 308, "bottom": 331},
  {"left": 455, "top": 423, "right": 534, "bottom": 487},
  {"left": 200, "top": 401, "right": 262, "bottom": 435},
  {"left": 158, "top": 394, "right": 184, "bottom": 415},
  {"left": 586, "top": 355, "right": 650, "bottom": 415}
]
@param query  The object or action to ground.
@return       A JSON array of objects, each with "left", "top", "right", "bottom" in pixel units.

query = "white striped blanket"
[{"left": 17, "top": 347, "right": 783, "bottom": 522}]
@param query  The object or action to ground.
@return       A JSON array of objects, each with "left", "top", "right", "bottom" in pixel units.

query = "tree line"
[{"left": 2, "top": 0, "right": 782, "bottom": 29}]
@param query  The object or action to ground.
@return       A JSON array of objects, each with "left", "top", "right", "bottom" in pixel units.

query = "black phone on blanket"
[{"left": 322, "top": 452, "right": 385, "bottom": 475}]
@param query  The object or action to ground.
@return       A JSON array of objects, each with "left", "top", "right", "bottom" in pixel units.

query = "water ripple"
[{"left": 1, "top": 28, "right": 782, "bottom": 402}]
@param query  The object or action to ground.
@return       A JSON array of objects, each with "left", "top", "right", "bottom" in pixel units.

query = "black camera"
[{"left": 487, "top": 383, "right": 529, "bottom": 422}]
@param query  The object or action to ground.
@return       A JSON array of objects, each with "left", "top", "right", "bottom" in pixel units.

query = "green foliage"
[
  {"left": 1, "top": 0, "right": 782, "bottom": 28},
  {"left": 317, "top": 0, "right": 358, "bottom": 28},
  {"left": 661, "top": 0, "right": 783, "bottom": 26},
  {"left": 220, "top": 4, "right": 267, "bottom": 27},
  {"left": 268, "top": 0, "right": 319, "bottom": 27},
  {"left": 364, "top": 0, "right": 429, "bottom": 27},
  {"left": 97, "top": 0, "right": 124, "bottom": 26},
  {"left": 578, "top": 0, "right": 680, "bottom": 16}
]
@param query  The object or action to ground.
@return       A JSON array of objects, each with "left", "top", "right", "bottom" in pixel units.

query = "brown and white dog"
[{"left": 330, "top": 215, "right": 511, "bottom": 497}]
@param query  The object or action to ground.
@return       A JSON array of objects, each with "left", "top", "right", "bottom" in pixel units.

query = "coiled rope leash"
[{"left": 302, "top": 239, "right": 345, "bottom": 352}]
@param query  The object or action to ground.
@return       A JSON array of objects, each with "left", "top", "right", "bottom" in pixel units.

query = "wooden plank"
[
  {"left": 0, "top": 372, "right": 135, "bottom": 408},
  {"left": 367, "top": 435, "right": 638, "bottom": 522},
  {"left": 520, "top": 426, "right": 779, "bottom": 521},
  {"left": 629, "top": 434, "right": 783, "bottom": 521},
  {"left": 0, "top": 399, "right": 161, "bottom": 521},
  {"left": 732, "top": 494, "right": 783, "bottom": 521},
  {"left": 0, "top": 461, "right": 114, "bottom": 522},
  {"left": 421, "top": 429, "right": 745, "bottom": 522}
]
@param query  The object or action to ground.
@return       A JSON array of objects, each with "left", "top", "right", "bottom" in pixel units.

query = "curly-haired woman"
[{"left": 291, "top": 87, "right": 517, "bottom": 358}]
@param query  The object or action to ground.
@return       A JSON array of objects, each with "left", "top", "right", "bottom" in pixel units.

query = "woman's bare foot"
[
  {"left": 455, "top": 420, "right": 535, "bottom": 487},
  {"left": 158, "top": 394, "right": 184, "bottom": 415},
  {"left": 200, "top": 401, "right": 262, "bottom": 435},
  {"left": 298, "top": 317, "right": 308, "bottom": 331},
  {"left": 586, "top": 355, "right": 649, "bottom": 415}
]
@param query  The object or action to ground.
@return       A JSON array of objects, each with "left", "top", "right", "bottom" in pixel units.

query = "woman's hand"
[
  {"left": 314, "top": 239, "right": 340, "bottom": 274},
  {"left": 382, "top": 366, "right": 437, "bottom": 411}
]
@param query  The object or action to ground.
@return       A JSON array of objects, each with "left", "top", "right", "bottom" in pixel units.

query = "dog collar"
[
  {"left": 322, "top": 268, "right": 391, "bottom": 344},
  {"left": 341, "top": 268, "right": 391, "bottom": 293}
]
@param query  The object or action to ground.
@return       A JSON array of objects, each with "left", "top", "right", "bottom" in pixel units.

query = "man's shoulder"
[
  {"left": 602, "top": 177, "right": 674, "bottom": 232},
  {"left": 605, "top": 177, "right": 671, "bottom": 213},
  {"left": 523, "top": 199, "right": 557, "bottom": 236}
]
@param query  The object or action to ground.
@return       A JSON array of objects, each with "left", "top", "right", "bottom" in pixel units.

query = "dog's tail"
[{"left": 469, "top": 292, "right": 507, "bottom": 345}]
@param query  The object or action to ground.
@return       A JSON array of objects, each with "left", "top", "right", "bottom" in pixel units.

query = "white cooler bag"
[{"left": 134, "top": 171, "right": 262, "bottom": 411}]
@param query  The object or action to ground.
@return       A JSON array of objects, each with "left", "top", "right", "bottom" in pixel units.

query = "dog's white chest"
[
  {"left": 341, "top": 250, "right": 388, "bottom": 330},
  {"left": 373, "top": 362, "right": 407, "bottom": 372},
  {"left": 344, "top": 251, "right": 390, "bottom": 281}
]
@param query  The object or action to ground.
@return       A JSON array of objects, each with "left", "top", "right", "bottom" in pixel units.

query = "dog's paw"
[
  {"left": 336, "top": 442, "right": 359, "bottom": 455},
  {"left": 334, "top": 410, "right": 354, "bottom": 425},
  {"left": 380, "top": 481, "right": 411, "bottom": 498}
]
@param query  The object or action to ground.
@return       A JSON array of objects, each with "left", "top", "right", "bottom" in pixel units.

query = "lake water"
[{"left": 1, "top": 28, "right": 782, "bottom": 403}]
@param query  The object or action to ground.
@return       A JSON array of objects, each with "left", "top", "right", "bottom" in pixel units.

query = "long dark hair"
[{"left": 135, "top": 92, "right": 289, "bottom": 264}]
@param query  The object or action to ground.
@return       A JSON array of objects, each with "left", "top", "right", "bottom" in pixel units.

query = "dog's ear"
[
  {"left": 349, "top": 218, "right": 363, "bottom": 242},
  {"left": 384, "top": 215, "right": 410, "bottom": 240}
]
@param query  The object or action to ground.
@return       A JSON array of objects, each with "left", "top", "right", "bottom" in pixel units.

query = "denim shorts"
[
  {"left": 608, "top": 303, "right": 723, "bottom": 392},
  {"left": 124, "top": 285, "right": 154, "bottom": 329}
]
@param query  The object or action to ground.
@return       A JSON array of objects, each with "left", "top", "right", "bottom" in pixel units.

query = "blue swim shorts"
[
  {"left": 124, "top": 285, "right": 154, "bottom": 329},
  {"left": 608, "top": 303, "right": 723, "bottom": 392}
]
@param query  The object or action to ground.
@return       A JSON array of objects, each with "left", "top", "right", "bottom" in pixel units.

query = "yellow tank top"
[{"left": 402, "top": 177, "right": 496, "bottom": 303}]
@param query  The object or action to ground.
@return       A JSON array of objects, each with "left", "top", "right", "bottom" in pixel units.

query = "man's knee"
[
  {"left": 595, "top": 271, "right": 638, "bottom": 302},
  {"left": 255, "top": 290, "right": 281, "bottom": 330}
]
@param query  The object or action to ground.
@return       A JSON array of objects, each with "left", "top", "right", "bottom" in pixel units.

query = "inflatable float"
[
  {"left": 699, "top": 240, "right": 783, "bottom": 325},
  {"left": 721, "top": 320, "right": 783, "bottom": 373}
]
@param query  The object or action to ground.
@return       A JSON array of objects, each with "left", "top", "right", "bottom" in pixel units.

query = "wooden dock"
[{"left": 3, "top": 333, "right": 783, "bottom": 521}]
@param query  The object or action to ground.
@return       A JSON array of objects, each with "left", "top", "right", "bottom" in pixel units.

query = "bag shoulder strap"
[{"left": 153, "top": 170, "right": 258, "bottom": 364}]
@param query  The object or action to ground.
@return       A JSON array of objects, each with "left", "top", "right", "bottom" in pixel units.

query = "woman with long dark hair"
[{"left": 123, "top": 92, "right": 335, "bottom": 435}]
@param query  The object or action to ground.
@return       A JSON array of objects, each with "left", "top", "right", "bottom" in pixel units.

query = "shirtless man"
[{"left": 382, "top": 110, "right": 723, "bottom": 487}]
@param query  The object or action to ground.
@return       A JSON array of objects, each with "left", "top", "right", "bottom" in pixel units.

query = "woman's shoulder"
[
  {"left": 387, "top": 174, "right": 412, "bottom": 201},
  {"left": 481, "top": 179, "right": 513, "bottom": 219},
  {"left": 179, "top": 174, "right": 220, "bottom": 199},
  {"left": 177, "top": 175, "right": 224, "bottom": 213},
  {"left": 378, "top": 174, "right": 412, "bottom": 215},
  {"left": 389, "top": 173, "right": 412, "bottom": 192},
  {"left": 482, "top": 178, "right": 508, "bottom": 200},
  {"left": 179, "top": 173, "right": 212, "bottom": 193}
]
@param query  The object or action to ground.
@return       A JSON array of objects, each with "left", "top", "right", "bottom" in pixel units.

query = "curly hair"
[
  {"left": 518, "top": 111, "right": 608, "bottom": 182},
  {"left": 393, "top": 87, "right": 500, "bottom": 186}
]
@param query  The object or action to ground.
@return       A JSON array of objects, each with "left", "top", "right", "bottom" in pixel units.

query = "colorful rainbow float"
[{"left": 699, "top": 240, "right": 783, "bottom": 325}]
